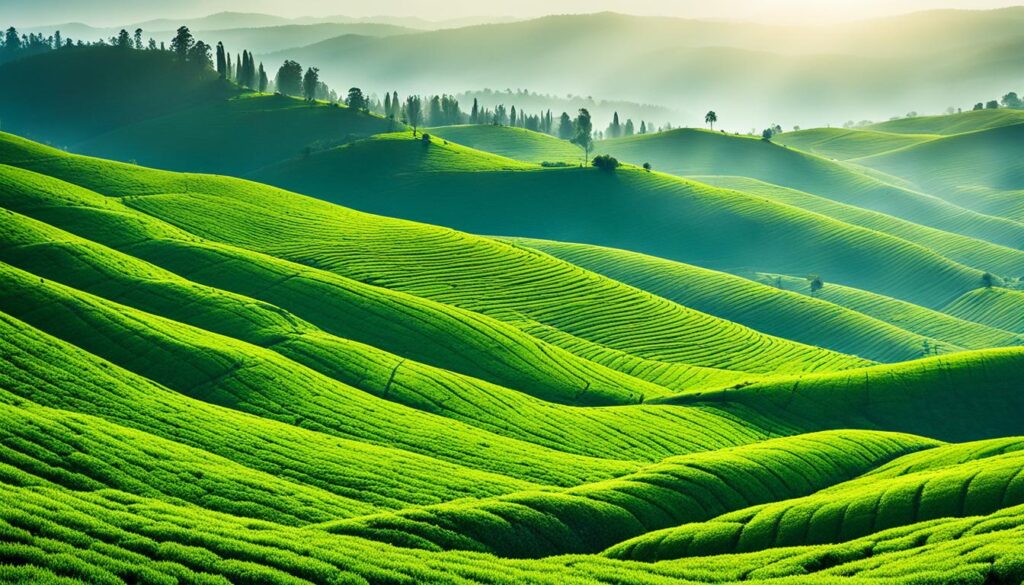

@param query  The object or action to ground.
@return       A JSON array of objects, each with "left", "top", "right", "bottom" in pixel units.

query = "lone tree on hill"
[
  {"left": 985, "top": 100, "right": 999, "bottom": 110},
  {"left": 170, "top": 26, "right": 194, "bottom": 62},
  {"left": 809, "top": 275, "right": 824, "bottom": 297},
  {"left": 761, "top": 128, "right": 774, "bottom": 141},
  {"left": 982, "top": 272, "right": 995, "bottom": 288},
  {"left": 643, "top": 162, "right": 652, "bottom": 172},
  {"left": 275, "top": 60, "right": 303, "bottom": 97},
  {"left": 346, "top": 87, "right": 367, "bottom": 111},
  {"left": 571, "top": 108, "right": 594, "bottom": 166},
  {"left": 705, "top": 110, "right": 718, "bottom": 130},
  {"left": 405, "top": 95, "right": 423, "bottom": 136}
]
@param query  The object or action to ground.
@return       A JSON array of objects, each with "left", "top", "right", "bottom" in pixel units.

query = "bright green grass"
[
  {"left": 249, "top": 132, "right": 990, "bottom": 309},
  {"left": 510, "top": 238, "right": 966, "bottom": 361},
  {"left": 856, "top": 123, "right": 1024, "bottom": 223},
  {"left": 426, "top": 124, "right": 583, "bottom": 163},
  {"left": 3, "top": 131, "right": 1024, "bottom": 584},
  {"left": 866, "top": 108, "right": 1024, "bottom": 135},
  {"left": 749, "top": 273, "right": 1023, "bottom": 351},
  {"left": 597, "top": 128, "right": 1024, "bottom": 251},
  {"left": 665, "top": 348, "right": 1024, "bottom": 443},
  {"left": 0, "top": 134, "right": 866, "bottom": 379},
  {"left": 0, "top": 210, "right": 802, "bottom": 463},
  {"left": 76, "top": 93, "right": 401, "bottom": 176},
  {"left": 700, "top": 175, "right": 1024, "bottom": 279},
  {"left": 321, "top": 430, "right": 936, "bottom": 557},
  {"left": 606, "top": 437, "right": 1024, "bottom": 561},
  {"left": 3, "top": 476, "right": 1024, "bottom": 584},
  {"left": 943, "top": 287, "right": 1024, "bottom": 334},
  {"left": 773, "top": 127, "right": 938, "bottom": 160}
]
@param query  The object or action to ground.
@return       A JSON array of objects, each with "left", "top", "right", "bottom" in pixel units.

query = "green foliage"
[{"left": 591, "top": 154, "right": 619, "bottom": 170}]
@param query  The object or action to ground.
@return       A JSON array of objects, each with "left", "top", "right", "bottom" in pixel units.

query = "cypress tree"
[
  {"left": 258, "top": 62, "right": 268, "bottom": 92},
  {"left": 216, "top": 42, "right": 226, "bottom": 78},
  {"left": 384, "top": 92, "right": 392, "bottom": 118}
]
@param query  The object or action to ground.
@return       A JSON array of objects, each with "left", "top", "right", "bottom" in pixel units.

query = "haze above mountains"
[{"left": 15, "top": 5, "right": 1024, "bottom": 129}]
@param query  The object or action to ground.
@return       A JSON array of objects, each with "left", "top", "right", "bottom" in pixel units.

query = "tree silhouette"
[
  {"left": 557, "top": 112, "right": 573, "bottom": 139},
  {"left": 215, "top": 42, "right": 226, "bottom": 78},
  {"left": 571, "top": 108, "right": 594, "bottom": 166},
  {"left": 275, "top": 60, "right": 303, "bottom": 97},
  {"left": 346, "top": 88, "right": 367, "bottom": 111},
  {"left": 257, "top": 62, "right": 268, "bottom": 92},
  {"left": 592, "top": 154, "right": 619, "bottom": 170},
  {"left": 809, "top": 276, "right": 824, "bottom": 297},
  {"left": 705, "top": 111, "right": 718, "bottom": 130},
  {"left": 302, "top": 67, "right": 320, "bottom": 102},
  {"left": 170, "top": 26, "right": 194, "bottom": 62},
  {"left": 982, "top": 272, "right": 995, "bottom": 288},
  {"left": 405, "top": 95, "right": 423, "bottom": 136},
  {"left": 133, "top": 29, "right": 143, "bottom": 50}
]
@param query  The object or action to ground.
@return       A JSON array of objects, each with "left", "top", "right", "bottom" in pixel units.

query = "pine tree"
[
  {"left": 509, "top": 105, "right": 517, "bottom": 127},
  {"left": 384, "top": 92, "right": 392, "bottom": 118},
  {"left": 624, "top": 119, "right": 635, "bottom": 137},
  {"left": 607, "top": 112, "right": 621, "bottom": 139},
  {"left": 258, "top": 62, "right": 268, "bottom": 92},
  {"left": 133, "top": 28, "right": 143, "bottom": 50},
  {"left": 639, "top": 121, "right": 647, "bottom": 135},
  {"left": 225, "top": 52, "right": 233, "bottom": 80},
  {"left": 471, "top": 98, "right": 479, "bottom": 124}
]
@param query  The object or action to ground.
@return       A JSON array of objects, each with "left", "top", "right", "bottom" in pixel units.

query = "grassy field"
[
  {"left": 252, "top": 132, "right": 1000, "bottom": 310},
  {"left": 427, "top": 124, "right": 583, "bottom": 163},
  {"left": 2, "top": 82, "right": 1024, "bottom": 582}
]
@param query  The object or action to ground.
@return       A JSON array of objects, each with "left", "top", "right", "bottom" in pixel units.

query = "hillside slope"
[
  {"left": 2, "top": 132, "right": 1024, "bottom": 584},
  {"left": 254, "top": 132, "right": 989, "bottom": 309},
  {"left": 598, "top": 128, "right": 1024, "bottom": 250}
]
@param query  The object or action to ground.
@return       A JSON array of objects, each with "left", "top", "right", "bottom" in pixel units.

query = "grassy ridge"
[
  {"left": 321, "top": 431, "right": 935, "bottom": 557},
  {"left": 774, "top": 127, "right": 937, "bottom": 160},
  {"left": 78, "top": 94, "right": 402, "bottom": 176},
  {"left": 607, "top": 437, "right": 1024, "bottom": 561},
  {"left": 943, "top": 287, "right": 1024, "bottom": 334},
  {"left": 511, "top": 238, "right": 965, "bottom": 361},
  {"left": 700, "top": 175, "right": 1024, "bottom": 278},
  {"left": 750, "top": 273, "right": 1023, "bottom": 350},
  {"left": 3, "top": 476, "right": 1024, "bottom": 584},
  {"left": 665, "top": 348, "right": 1024, "bottom": 443},
  {"left": 427, "top": 124, "right": 582, "bottom": 163},
  {"left": 856, "top": 123, "right": 1024, "bottom": 223},
  {"left": 597, "top": 128, "right": 1024, "bottom": 250},
  {"left": 0, "top": 211, "right": 798, "bottom": 463},
  {"left": 866, "top": 108, "right": 1024, "bottom": 135},
  {"left": 252, "top": 133, "right": 989, "bottom": 309},
  {"left": 0, "top": 134, "right": 865, "bottom": 377}
]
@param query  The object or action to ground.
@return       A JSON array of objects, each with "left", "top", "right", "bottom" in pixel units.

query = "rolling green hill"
[
  {"left": 2, "top": 129, "right": 1024, "bottom": 584},
  {"left": 511, "top": 238, "right": 973, "bottom": 361},
  {"left": 774, "top": 128, "right": 937, "bottom": 160},
  {"left": 427, "top": 124, "right": 582, "bottom": 163},
  {"left": 943, "top": 287, "right": 1024, "bottom": 334},
  {"left": 0, "top": 46, "right": 239, "bottom": 147},
  {"left": 749, "top": 273, "right": 1023, "bottom": 351},
  {"left": 698, "top": 175, "right": 1024, "bottom": 278},
  {"left": 866, "top": 108, "right": 1024, "bottom": 135},
  {"left": 606, "top": 437, "right": 1024, "bottom": 561},
  {"left": 856, "top": 123, "right": 1024, "bottom": 222},
  {"left": 597, "top": 128, "right": 1024, "bottom": 251},
  {"left": 78, "top": 94, "right": 402, "bottom": 176},
  {"left": 253, "top": 132, "right": 993, "bottom": 309}
]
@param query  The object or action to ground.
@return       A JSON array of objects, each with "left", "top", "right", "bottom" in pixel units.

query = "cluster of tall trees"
[
  {"left": 216, "top": 43, "right": 267, "bottom": 92},
  {"left": 0, "top": 25, "right": 167, "bottom": 64}
]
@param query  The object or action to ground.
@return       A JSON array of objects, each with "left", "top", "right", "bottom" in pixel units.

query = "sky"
[{"left": 5, "top": 0, "right": 1022, "bottom": 27}]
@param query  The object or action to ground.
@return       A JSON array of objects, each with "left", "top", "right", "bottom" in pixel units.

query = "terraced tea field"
[{"left": 1, "top": 93, "right": 1023, "bottom": 583}]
